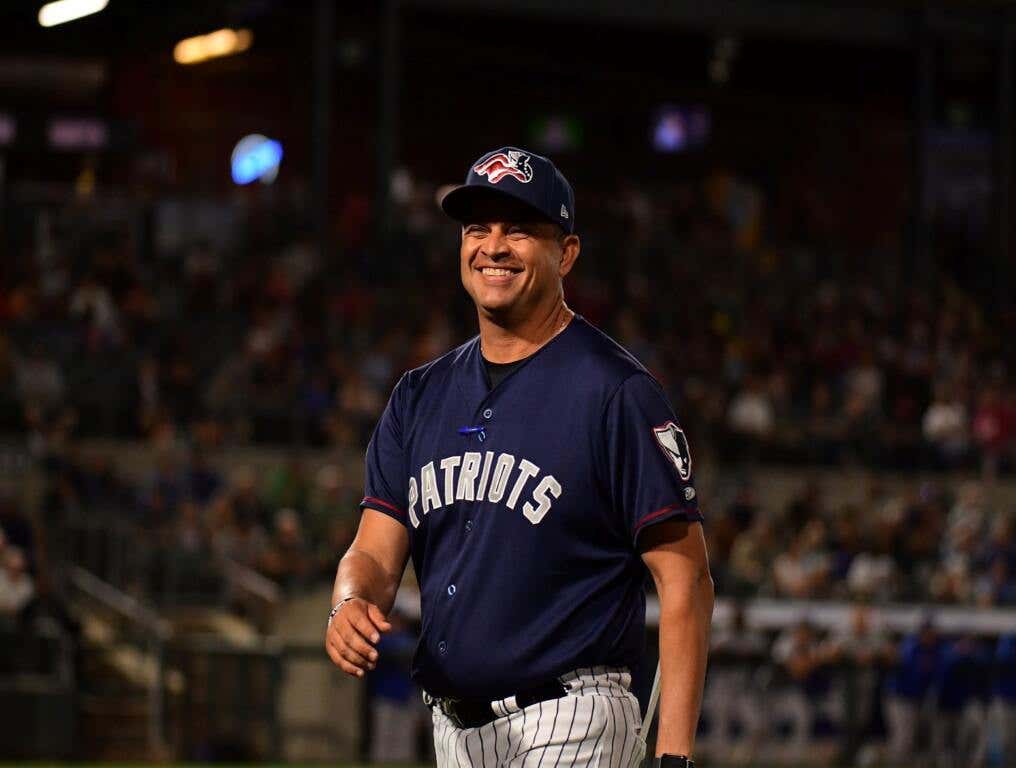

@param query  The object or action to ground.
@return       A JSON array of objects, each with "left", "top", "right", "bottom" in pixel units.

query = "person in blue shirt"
[
  {"left": 996, "top": 635, "right": 1016, "bottom": 767},
  {"left": 366, "top": 609, "right": 427, "bottom": 764},
  {"left": 885, "top": 618, "right": 942, "bottom": 764},
  {"left": 933, "top": 635, "right": 990, "bottom": 766}
]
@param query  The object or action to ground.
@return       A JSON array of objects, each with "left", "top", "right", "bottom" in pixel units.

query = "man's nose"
[{"left": 480, "top": 228, "right": 509, "bottom": 259}]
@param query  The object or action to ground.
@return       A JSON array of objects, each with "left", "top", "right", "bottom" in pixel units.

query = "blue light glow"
[{"left": 231, "top": 134, "right": 283, "bottom": 185}]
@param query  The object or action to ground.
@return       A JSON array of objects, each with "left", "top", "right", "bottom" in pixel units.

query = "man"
[
  {"left": 704, "top": 602, "right": 766, "bottom": 764},
  {"left": 995, "top": 634, "right": 1016, "bottom": 766},
  {"left": 885, "top": 617, "right": 943, "bottom": 765},
  {"left": 324, "top": 146, "right": 713, "bottom": 767},
  {"left": 932, "top": 634, "right": 990, "bottom": 768},
  {"left": 771, "top": 617, "right": 836, "bottom": 754}
]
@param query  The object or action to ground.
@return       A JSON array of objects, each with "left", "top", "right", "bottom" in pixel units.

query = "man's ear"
[{"left": 559, "top": 234, "right": 580, "bottom": 277}]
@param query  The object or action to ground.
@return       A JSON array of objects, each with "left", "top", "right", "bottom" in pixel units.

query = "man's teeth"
[{"left": 482, "top": 267, "right": 515, "bottom": 276}]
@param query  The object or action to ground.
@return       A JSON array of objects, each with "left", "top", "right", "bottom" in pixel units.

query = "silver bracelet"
[{"left": 327, "top": 596, "right": 358, "bottom": 626}]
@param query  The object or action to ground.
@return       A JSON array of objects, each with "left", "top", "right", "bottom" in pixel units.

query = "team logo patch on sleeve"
[{"left": 653, "top": 422, "right": 692, "bottom": 481}]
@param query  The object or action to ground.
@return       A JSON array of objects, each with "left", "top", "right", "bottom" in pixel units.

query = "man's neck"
[{"left": 478, "top": 300, "right": 573, "bottom": 363}]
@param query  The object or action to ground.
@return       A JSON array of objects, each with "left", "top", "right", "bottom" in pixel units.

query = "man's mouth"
[{"left": 480, "top": 266, "right": 521, "bottom": 277}]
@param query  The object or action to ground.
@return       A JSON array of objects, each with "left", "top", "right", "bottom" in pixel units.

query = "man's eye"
[{"left": 507, "top": 227, "right": 530, "bottom": 238}]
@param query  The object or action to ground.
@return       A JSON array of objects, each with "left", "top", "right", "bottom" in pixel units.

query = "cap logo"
[
  {"left": 473, "top": 150, "right": 534, "bottom": 184},
  {"left": 560, "top": 204, "right": 569, "bottom": 219}
]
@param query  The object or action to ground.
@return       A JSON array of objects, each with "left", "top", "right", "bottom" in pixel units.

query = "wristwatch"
[{"left": 653, "top": 756, "right": 694, "bottom": 768}]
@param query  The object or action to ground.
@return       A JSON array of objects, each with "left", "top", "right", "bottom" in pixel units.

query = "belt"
[{"left": 424, "top": 679, "right": 569, "bottom": 729}]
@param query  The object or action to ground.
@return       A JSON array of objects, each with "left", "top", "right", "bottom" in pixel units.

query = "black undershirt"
[{"left": 483, "top": 355, "right": 531, "bottom": 390}]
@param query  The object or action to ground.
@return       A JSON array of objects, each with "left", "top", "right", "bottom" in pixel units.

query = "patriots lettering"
[
  {"left": 522, "top": 474, "right": 562, "bottom": 524},
  {"left": 406, "top": 451, "right": 561, "bottom": 527}
]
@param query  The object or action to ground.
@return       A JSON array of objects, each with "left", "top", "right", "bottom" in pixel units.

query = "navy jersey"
[{"left": 360, "top": 315, "right": 702, "bottom": 700}]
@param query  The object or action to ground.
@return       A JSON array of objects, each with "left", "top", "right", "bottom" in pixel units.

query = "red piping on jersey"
[
  {"left": 633, "top": 503, "right": 693, "bottom": 534},
  {"left": 363, "top": 496, "right": 406, "bottom": 518}
]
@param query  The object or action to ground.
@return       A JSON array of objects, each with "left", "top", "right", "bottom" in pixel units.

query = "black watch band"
[{"left": 654, "top": 756, "right": 694, "bottom": 768}]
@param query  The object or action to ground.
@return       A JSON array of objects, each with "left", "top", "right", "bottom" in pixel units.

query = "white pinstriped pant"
[{"left": 431, "top": 667, "right": 646, "bottom": 768}]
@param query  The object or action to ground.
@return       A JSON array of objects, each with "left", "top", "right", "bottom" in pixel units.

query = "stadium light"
[
  {"left": 38, "top": 0, "right": 109, "bottom": 28},
  {"left": 231, "top": 134, "right": 282, "bottom": 185},
  {"left": 174, "top": 29, "right": 253, "bottom": 65}
]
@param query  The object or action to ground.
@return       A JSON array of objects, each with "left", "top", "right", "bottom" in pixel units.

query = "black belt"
[{"left": 425, "top": 679, "right": 568, "bottom": 729}]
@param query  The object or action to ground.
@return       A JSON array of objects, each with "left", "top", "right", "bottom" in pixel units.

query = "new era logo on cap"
[{"left": 440, "top": 145, "right": 577, "bottom": 234}]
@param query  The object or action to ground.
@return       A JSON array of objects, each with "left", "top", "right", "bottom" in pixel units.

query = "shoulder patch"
[{"left": 653, "top": 421, "right": 692, "bottom": 481}]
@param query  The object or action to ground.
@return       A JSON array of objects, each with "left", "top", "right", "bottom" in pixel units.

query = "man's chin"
[
  {"left": 477, "top": 298, "right": 524, "bottom": 322},
  {"left": 475, "top": 290, "right": 520, "bottom": 314}
]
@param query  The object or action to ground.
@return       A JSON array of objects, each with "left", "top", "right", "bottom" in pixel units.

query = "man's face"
[{"left": 459, "top": 196, "right": 578, "bottom": 322}]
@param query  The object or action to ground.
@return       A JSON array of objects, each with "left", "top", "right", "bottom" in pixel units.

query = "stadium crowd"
[
  {"left": 706, "top": 605, "right": 1016, "bottom": 766},
  {"left": 1, "top": 170, "right": 1013, "bottom": 475},
  {"left": 5, "top": 445, "right": 1016, "bottom": 764}
]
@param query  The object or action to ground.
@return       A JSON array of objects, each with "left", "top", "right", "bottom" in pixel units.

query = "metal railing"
[
  {"left": 60, "top": 510, "right": 283, "bottom": 619},
  {"left": 67, "top": 564, "right": 172, "bottom": 753}
]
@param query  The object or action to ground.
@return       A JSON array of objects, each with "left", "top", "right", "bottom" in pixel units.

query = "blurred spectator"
[
  {"left": 69, "top": 272, "right": 122, "bottom": 346},
  {"left": 971, "top": 386, "right": 1014, "bottom": 481},
  {"left": 308, "top": 464, "right": 358, "bottom": 541},
  {"left": 0, "top": 492, "right": 35, "bottom": 573},
  {"left": 771, "top": 619, "right": 837, "bottom": 751},
  {"left": 885, "top": 618, "right": 943, "bottom": 765},
  {"left": 773, "top": 520, "right": 831, "bottom": 599},
  {"left": 784, "top": 482, "right": 824, "bottom": 534},
  {"left": 258, "top": 508, "right": 311, "bottom": 589},
  {"left": 845, "top": 540, "right": 897, "bottom": 603},
  {"left": 922, "top": 383, "right": 970, "bottom": 469},
  {"left": 727, "top": 374, "right": 774, "bottom": 442},
  {"left": 933, "top": 635, "right": 990, "bottom": 767},
  {"left": 161, "top": 500, "right": 220, "bottom": 602},
  {"left": 843, "top": 347, "right": 884, "bottom": 422},
  {"left": 186, "top": 451, "right": 224, "bottom": 506},
  {"left": 0, "top": 547, "right": 34, "bottom": 617},
  {"left": 995, "top": 635, "right": 1016, "bottom": 767},
  {"left": 13, "top": 344, "right": 64, "bottom": 410},
  {"left": 367, "top": 610, "right": 427, "bottom": 764},
  {"left": 170, "top": 500, "right": 207, "bottom": 557},
  {"left": 827, "top": 606, "right": 891, "bottom": 759},
  {"left": 261, "top": 457, "right": 309, "bottom": 514},
  {"left": 727, "top": 516, "right": 776, "bottom": 594},
  {"left": 975, "top": 515, "right": 1016, "bottom": 607},
  {"left": 211, "top": 494, "right": 268, "bottom": 570},
  {"left": 704, "top": 604, "right": 767, "bottom": 761},
  {"left": 229, "top": 466, "right": 270, "bottom": 529}
]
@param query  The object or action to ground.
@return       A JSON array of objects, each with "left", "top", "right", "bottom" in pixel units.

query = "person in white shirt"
[{"left": 0, "top": 547, "right": 34, "bottom": 617}]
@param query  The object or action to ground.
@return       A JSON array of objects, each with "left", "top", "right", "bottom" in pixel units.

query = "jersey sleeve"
[
  {"left": 359, "top": 374, "right": 409, "bottom": 526},
  {"left": 603, "top": 373, "right": 703, "bottom": 546}
]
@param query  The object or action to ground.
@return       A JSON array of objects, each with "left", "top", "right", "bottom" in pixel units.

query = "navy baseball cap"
[{"left": 441, "top": 146, "right": 576, "bottom": 234}]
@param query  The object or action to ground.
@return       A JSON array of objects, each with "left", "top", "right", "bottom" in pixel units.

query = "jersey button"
[
  {"left": 482, "top": 408, "right": 493, "bottom": 420},
  {"left": 447, "top": 584, "right": 456, "bottom": 596},
  {"left": 465, "top": 519, "right": 473, "bottom": 533},
  {"left": 438, "top": 641, "right": 448, "bottom": 655}
]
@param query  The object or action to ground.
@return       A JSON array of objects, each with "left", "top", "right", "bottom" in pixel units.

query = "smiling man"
[{"left": 325, "top": 146, "right": 713, "bottom": 768}]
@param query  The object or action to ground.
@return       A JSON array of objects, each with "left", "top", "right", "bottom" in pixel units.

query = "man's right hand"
[{"left": 324, "top": 597, "right": 393, "bottom": 678}]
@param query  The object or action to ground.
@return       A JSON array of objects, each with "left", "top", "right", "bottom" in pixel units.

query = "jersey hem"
[
  {"left": 360, "top": 495, "right": 407, "bottom": 523},
  {"left": 632, "top": 503, "right": 703, "bottom": 544}
]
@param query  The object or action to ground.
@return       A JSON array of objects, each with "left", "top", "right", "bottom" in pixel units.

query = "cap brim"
[{"left": 440, "top": 184, "right": 557, "bottom": 227}]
